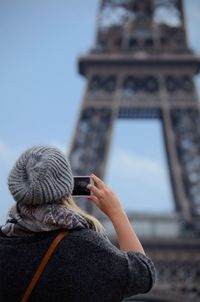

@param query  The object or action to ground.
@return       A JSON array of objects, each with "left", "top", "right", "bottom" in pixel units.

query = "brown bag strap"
[{"left": 21, "top": 230, "right": 69, "bottom": 302}]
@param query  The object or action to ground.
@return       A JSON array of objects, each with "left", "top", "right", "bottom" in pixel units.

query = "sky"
[{"left": 0, "top": 0, "right": 200, "bottom": 224}]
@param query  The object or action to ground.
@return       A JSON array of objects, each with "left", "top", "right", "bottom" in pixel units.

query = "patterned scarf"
[{"left": 1, "top": 203, "right": 95, "bottom": 237}]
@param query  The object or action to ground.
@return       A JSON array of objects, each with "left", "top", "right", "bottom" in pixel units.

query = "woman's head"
[
  {"left": 8, "top": 145, "right": 106, "bottom": 234},
  {"left": 8, "top": 145, "right": 74, "bottom": 205}
]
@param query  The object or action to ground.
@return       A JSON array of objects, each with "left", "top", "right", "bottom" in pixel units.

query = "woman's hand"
[
  {"left": 87, "top": 174, "right": 123, "bottom": 218},
  {"left": 87, "top": 174, "right": 145, "bottom": 254}
]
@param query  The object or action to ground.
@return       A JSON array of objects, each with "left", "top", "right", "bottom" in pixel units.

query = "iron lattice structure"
[{"left": 69, "top": 1, "right": 200, "bottom": 301}]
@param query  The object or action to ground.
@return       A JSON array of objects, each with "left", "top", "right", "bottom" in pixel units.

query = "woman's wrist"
[{"left": 108, "top": 207, "right": 126, "bottom": 222}]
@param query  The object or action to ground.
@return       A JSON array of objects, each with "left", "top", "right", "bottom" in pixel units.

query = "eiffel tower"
[{"left": 69, "top": 1, "right": 200, "bottom": 301}]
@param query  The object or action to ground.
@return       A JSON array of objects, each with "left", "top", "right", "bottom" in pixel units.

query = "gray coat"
[{"left": 0, "top": 228, "right": 156, "bottom": 302}]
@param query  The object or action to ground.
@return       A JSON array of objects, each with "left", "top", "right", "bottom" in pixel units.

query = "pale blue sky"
[{"left": 0, "top": 0, "right": 200, "bottom": 223}]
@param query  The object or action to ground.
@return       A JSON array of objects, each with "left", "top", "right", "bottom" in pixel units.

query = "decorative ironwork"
[
  {"left": 166, "top": 76, "right": 194, "bottom": 93},
  {"left": 123, "top": 76, "right": 159, "bottom": 96},
  {"left": 69, "top": 107, "right": 112, "bottom": 176},
  {"left": 89, "top": 75, "right": 117, "bottom": 94},
  {"left": 171, "top": 109, "right": 200, "bottom": 217},
  {"left": 96, "top": 0, "right": 187, "bottom": 52}
]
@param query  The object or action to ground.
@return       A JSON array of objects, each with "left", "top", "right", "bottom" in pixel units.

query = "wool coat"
[{"left": 0, "top": 228, "right": 156, "bottom": 302}]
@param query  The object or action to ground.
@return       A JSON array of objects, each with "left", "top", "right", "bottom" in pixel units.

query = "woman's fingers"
[
  {"left": 91, "top": 174, "right": 105, "bottom": 189},
  {"left": 87, "top": 174, "right": 123, "bottom": 217},
  {"left": 87, "top": 183, "right": 101, "bottom": 198}
]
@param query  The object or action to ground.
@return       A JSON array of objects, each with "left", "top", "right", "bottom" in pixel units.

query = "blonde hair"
[{"left": 63, "top": 197, "right": 106, "bottom": 234}]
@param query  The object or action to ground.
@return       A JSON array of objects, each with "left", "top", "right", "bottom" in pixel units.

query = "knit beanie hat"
[{"left": 8, "top": 145, "right": 74, "bottom": 205}]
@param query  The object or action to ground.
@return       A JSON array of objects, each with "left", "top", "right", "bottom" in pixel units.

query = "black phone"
[{"left": 72, "top": 176, "right": 93, "bottom": 197}]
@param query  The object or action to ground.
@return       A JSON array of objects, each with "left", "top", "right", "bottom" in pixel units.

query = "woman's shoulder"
[
  {"left": 68, "top": 228, "right": 109, "bottom": 245},
  {"left": 69, "top": 228, "right": 125, "bottom": 257},
  {"left": 69, "top": 228, "right": 109, "bottom": 243}
]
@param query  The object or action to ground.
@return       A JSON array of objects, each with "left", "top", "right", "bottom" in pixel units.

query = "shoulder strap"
[{"left": 21, "top": 230, "right": 69, "bottom": 302}]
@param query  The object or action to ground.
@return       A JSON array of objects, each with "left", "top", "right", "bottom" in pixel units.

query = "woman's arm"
[
  {"left": 109, "top": 208, "right": 145, "bottom": 254},
  {"left": 87, "top": 174, "right": 145, "bottom": 254}
]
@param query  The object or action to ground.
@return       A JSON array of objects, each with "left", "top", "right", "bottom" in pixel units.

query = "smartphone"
[{"left": 72, "top": 176, "right": 94, "bottom": 197}]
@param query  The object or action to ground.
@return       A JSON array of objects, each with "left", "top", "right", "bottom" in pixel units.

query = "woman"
[{"left": 0, "top": 145, "right": 156, "bottom": 302}]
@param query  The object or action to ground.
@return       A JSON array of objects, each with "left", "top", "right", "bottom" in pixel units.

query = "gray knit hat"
[{"left": 8, "top": 145, "right": 74, "bottom": 205}]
